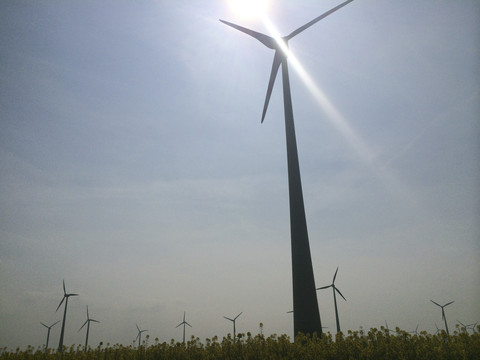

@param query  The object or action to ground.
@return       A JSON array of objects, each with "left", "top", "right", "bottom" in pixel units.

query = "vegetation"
[{"left": 2, "top": 326, "right": 479, "bottom": 360}]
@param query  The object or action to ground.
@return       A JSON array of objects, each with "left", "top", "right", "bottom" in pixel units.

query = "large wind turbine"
[
  {"left": 56, "top": 280, "right": 79, "bottom": 352},
  {"left": 176, "top": 312, "right": 192, "bottom": 343},
  {"left": 135, "top": 324, "right": 148, "bottom": 347},
  {"left": 220, "top": 0, "right": 355, "bottom": 337},
  {"left": 224, "top": 312, "right": 242, "bottom": 342},
  {"left": 40, "top": 320, "right": 59, "bottom": 351},
  {"left": 78, "top": 306, "right": 99, "bottom": 351},
  {"left": 316, "top": 266, "right": 346, "bottom": 333},
  {"left": 135, "top": 324, "right": 148, "bottom": 348},
  {"left": 431, "top": 300, "right": 454, "bottom": 335}
]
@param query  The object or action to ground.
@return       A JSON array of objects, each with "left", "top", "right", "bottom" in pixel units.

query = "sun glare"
[{"left": 228, "top": 0, "right": 270, "bottom": 19}]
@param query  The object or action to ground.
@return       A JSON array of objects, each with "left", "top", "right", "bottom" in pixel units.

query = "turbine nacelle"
[
  {"left": 224, "top": 312, "right": 243, "bottom": 322},
  {"left": 78, "top": 306, "right": 100, "bottom": 332},
  {"left": 41, "top": 320, "right": 60, "bottom": 330},
  {"left": 220, "top": 0, "right": 355, "bottom": 123},
  {"left": 56, "top": 280, "right": 79, "bottom": 312},
  {"left": 176, "top": 312, "right": 192, "bottom": 329},
  {"left": 316, "top": 266, "right": 346, "bottom": 301}
]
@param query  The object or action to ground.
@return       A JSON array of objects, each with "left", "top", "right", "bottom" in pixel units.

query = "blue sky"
[{"left": 1, "top": 0, "right": 479, "bottom": 349}]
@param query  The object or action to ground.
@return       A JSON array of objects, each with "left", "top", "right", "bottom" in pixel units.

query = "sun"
[{"left": 228, "top": 0, "right": 270, "bottom": 19}]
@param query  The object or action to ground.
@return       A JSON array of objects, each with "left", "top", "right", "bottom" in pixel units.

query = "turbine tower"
[
  {"left": 220, "top": 0, "right": 355, "bottom": 337},
  {"left": 431, "top": 300, "right": 454, "bottom": 335},
  {"left": 135, "top": 324, "right": 148, "bottom": 348},
  {"left": 316, "top": 266, "right": 346, "bottom": 333},
  {"left": 223, "top": 312, "right": 242, "bottom": 342},
  {"left": 56, "top": 280, "right": 79, "bottom": 352},
  {"left": 40, "top": 320, "right": 59, "bottom": 351},
  {"left": 78, "top": 306, "right": 99, "bottom": 351},
  {"left": 176, "top": 311, "right": 192, "bottom": 343}
]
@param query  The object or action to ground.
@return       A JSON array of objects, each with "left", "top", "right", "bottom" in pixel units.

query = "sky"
[{"left": 1, "top": 0, "right": 479, "bottom": 350}]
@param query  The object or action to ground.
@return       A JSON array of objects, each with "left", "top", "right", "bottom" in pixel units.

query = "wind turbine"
[
  {"left": 135, "top": 324, "right": 148, "bottom": 348},
  {"left": 431, "top": 300, "right": 454, "bottom": 335},
  {"left": 176, "top": 312, "right": 192, "bottom": 343},
  {"left": 78, "top": 306, "right": 99, "bottom": 351},
  {"left": 220, "top": 0, "right": 355, "bottom": 337},
  {"left": 56, "top": 280, "right": 79, "bottom": 352},
  {"left": 457, "top": 320, "right": 476, "bottom": 334},
  {"left": 224, "top": 312, "right": 242, "bottom": 342},
  {"left": 40, "top": 320, "right": 59, "bottom": 351},
  {"left": 410, "top": 325, "right": 419, "bottom": 336},
  {"left": 316, "top": 267, "right": 346, "bottom": 333}
]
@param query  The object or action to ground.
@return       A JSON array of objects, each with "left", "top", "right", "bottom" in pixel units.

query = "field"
[{"left": 2, "top": 326, "right": 479, "bottom": 360}]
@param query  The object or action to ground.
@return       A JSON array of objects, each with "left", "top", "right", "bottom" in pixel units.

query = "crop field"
[{"left": 2, "top": 326, "right": 479, "bottom": 360}]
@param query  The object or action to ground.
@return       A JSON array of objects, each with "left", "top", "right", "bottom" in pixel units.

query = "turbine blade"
[
  {"left": 335, "top": 287, "right": 347, "bottom": 301},
  {"left": 219, "top": 20, "right": 276, "bottom": 49},
  {"left": 316, "top": 285, "right": 331, "bottom": 290},
  {"left": 136, "top": 324, "right": 140, "bottom": 332},
  {"left": 176, "top": 323, "right": 182, "bottom": 328},
  {"left": 234, "top": 312, "right": 243, "bottom": 320},
  {"left": 41, "top": 322, "right": 48, "bottom": 328},
  {"left": 79, "top": 320, "right": 88, "bottom": 332},
  {"left": 185, "top": 322, "right": 192, "bottom": 328},
  {"left": 286, "top": 0, "right": 355, "bottom": 40},
  {"left": 63, "top": 280, "right": 66, "bottom": 295},
  {"left": 430, "top": 300, "right": 441, "bottom": 307},
  {"left": 56, "top": 296, "right": 66, "bottom": 312},
  {"left": 52, "top": 320, "right": 60, "bottom": 327},
  {"left": 261, "top": 50, "right": 282, "bottom": 123},
  {"left": 224, "top": 316, "right": 233, "bottom": 322},
  {"left": 333, "top": 267, "right": 339, "bottom": 283},
  {"left": 444, "top": 301, "right": 454, "bottom": 307},
  {"left": 68, "top": 293, "right": 79, "bottom": 297},
  {"left": 86, "top": 306, "right": 89, "bottom": 319},
  {"left": 91, "top": 319, "right": 100, "bottom": 323}
]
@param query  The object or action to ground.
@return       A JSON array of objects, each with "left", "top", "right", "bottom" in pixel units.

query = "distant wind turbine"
[
  {"left": 410, "top": 325, "right": 419, "bottom": 335},
  {"left": 431, "top": 300, "right": 454, "bottom": 335},
  {"left": 224, "top": 312, "right": 242, "bottom": 342},
  {"left": 135, "top": 324, "right": 148, "bottom": 348},
  {"left": 56, "top": 280, "right": 79, "bottom": 352},
  {"left": 40, "top": 320, "right": 59, "bottom": 351},
  {"left": 317, "top": 267, "right": 346, "bottom": 333},
  {"left": 220, "top": 0, "right": 356, "bottom": 338},
  {"left": 78, "top": 306, "right": 99, "bottom": 351},
  {"left": 176, "top": 312, "right": 192, "bottom": 343},
  {"left": 457, "top": 320, "right": 476, "bottom": 334},
  {"left": 384, "top": 321, "right": 391, "bottom": 333}
]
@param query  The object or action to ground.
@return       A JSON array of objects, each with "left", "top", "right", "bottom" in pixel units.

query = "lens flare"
[{"left": 228, "top": 0, "right": 270, "bottom": 19}]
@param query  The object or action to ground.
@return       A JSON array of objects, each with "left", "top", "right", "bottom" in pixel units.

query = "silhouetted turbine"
[
  {"left": 431, "top": 300, "right": 454, "bottom": 335},
  {"left": 317, "top": 267, "right": 346, "bottom": 333},
  {"left": 78, "top": 306, "right": 99, "bottom": 351},
  {"left": 410, "top": 325, "right": 419, "bottom": 335},
  {"left": 176, "top": 312, "right": 191, "bottom": 343},
  {"left": 135, "top": 324, "right": 148, "bottom": 348},
  {"left": 458, "top": 320, "right": 476, "bottom": 334},
  {"left": 224, "top": 312, "right": 242, "bottom": 342},
  {"left": 221, "top": 0, "right": 355, "bottom": 338},
  {"left": 56, "top": 280, "right": 78, "bottom": 352},
  {"left": 40, "top": 320, "right": 59, "bottom": 351},
  {"left": 384, "top": 321, "right": 391, "bottom": 333}
]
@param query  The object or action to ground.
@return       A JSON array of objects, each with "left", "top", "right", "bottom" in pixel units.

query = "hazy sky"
[{"left": 1, "top": 0, "right": 479, "bottom": 349}]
